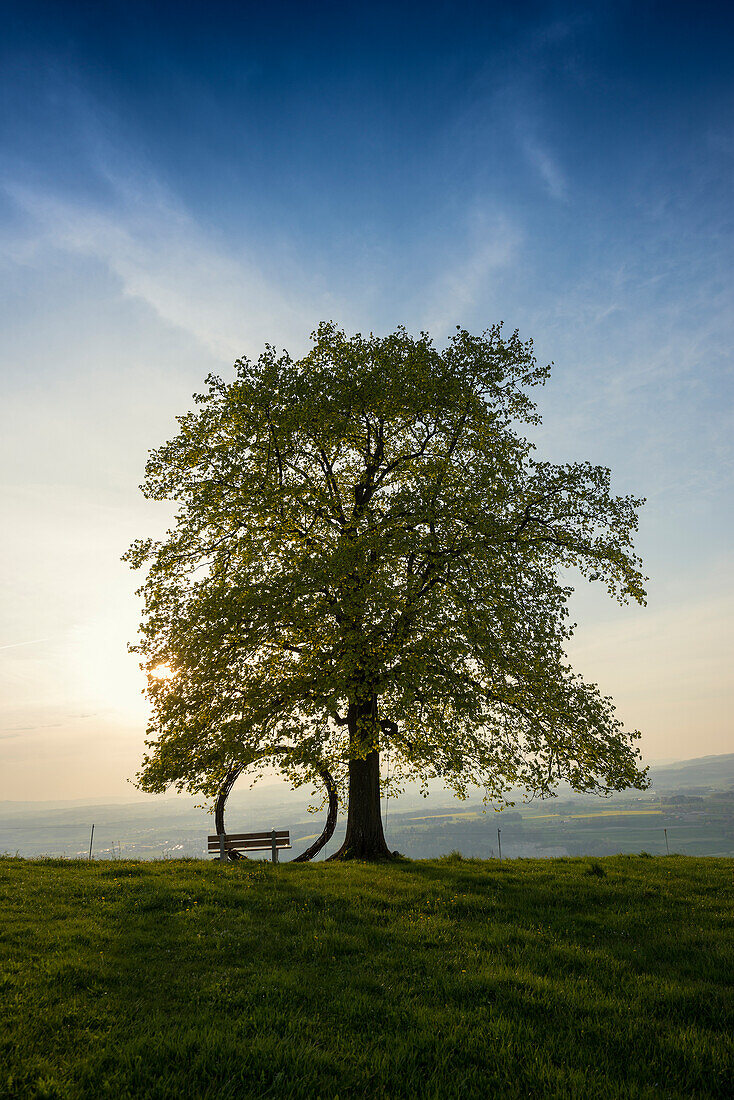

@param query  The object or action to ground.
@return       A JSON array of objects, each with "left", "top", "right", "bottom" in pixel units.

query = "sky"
[{"left": 1, "top": 0, "right": 732, "bottom": 801}]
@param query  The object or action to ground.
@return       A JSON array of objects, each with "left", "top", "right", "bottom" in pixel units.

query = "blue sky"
[{"left": 1, "top": 1, "right": 732, "bottom": 799}]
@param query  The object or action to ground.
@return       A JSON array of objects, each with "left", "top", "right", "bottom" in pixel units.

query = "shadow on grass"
[{"left": 2, "top": 856, "right": 732, "bottom": 1099}]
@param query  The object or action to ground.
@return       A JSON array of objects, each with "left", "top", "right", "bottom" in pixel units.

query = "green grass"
[{"left": 1, "top": 856, "right": 732, "bottom": 1099}]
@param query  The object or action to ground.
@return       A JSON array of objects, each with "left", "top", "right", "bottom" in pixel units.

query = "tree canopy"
[{"left": 125, "top": 322, "right": 648, "bottom": 859}]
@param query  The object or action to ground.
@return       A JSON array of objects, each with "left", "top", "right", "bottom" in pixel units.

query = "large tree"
[{"left": 125, "top": 322, "right": 648, "bottom": 859}]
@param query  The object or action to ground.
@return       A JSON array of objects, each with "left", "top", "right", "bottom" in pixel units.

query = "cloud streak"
[
  {"left": 4, "top": 174, "right": 327, "bottom": 363},
  {"left": 418, "top": 211, "right": 521, "bottom": 339},
  {"left": 521, "top": 137, "right": 568, "bottom": 201}
]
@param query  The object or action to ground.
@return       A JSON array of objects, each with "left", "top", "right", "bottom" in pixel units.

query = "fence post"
[
  {"left": 218, "top": 834, "right": 227, "bottom": 863},
  {"left": 88, "top": 824, "right": 94, "bottom": 861},
  {"left": 497, "top": 827, "right": 502, "bottom": 864},
  {"left": 664, "top": 828, "right": 669, "bottom": 855},
  {"left": 271, "top": 829, "right": 278, "bottom": 864}
]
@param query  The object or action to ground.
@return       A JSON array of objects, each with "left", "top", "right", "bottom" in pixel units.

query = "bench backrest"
[{"left": 207, "top": 830, "right": 291, "bottom": 854}]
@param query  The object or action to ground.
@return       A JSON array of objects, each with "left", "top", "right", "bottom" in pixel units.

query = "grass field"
[{"left": 1, "top": 855, "right": 732, "bottom": 1099}]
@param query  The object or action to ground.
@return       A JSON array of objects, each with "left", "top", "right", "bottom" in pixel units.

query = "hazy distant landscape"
[{"left": 3, "top": 753, "right": 733, "bottom": 862}]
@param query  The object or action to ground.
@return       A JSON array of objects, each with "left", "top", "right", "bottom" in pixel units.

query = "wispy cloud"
[
  {"left": 453, "top": 12, "right": 577, "bottom": 205},
  {"left": 4, "top": 174, "right": 328, "bottom": 363},
  {"left": 520, "top": 137, "right": 568, "bottom": 201},
  {"left": 0, "top": 66, "right": 331, "bottom": 359},
  {"left": 418, "top": 211, "right": 521, "bottom": 338}
]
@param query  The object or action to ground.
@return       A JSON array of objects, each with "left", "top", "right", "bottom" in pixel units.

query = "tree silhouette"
[{"left": 125, "top": 322, "right": 648, "bottom": 859}]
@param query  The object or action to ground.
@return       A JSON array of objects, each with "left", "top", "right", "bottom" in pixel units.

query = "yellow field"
[
  {"left": 525, "top": 809, "right": 663, "bottom": 820},
  {"left": 407, "top": 808, "right": 663, "bottom": 823}
]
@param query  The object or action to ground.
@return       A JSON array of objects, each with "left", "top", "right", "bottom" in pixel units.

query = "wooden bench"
[{"left": 207, "top": 829, "right": 291, "bottom": 863}]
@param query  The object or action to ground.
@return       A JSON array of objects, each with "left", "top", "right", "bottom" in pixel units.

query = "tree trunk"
[{"left": 329, "top": 697, "right": 394, "bottom": 861}]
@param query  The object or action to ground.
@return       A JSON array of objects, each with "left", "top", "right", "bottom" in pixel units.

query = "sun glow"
[{"left": 149, "top": 663, "right": 174, "bottom": 681}]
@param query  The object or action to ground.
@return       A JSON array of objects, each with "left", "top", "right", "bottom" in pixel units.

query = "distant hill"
[{"left": 647, "top": 753, "right": 734, "bottom": 792}]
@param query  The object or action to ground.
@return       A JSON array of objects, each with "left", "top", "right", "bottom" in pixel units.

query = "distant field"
[
  {"left": 524, "top": 809, "right": 663, "bottom": 819},
  {"left": 392, "top": 792, "right": 734, "bottom": 860},
  {"left": 409, "top": 808, "right": 665, "bottom": 821},
  {"left": 1, "top": 855, "right": 732, "bottom": 1098}
]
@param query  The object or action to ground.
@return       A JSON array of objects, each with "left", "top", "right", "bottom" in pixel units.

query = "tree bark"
[
  {"left": 329, "top": 698, "right": 394, "bottom": 861},
  {"left": 291, "top": 763, "right": 339, "bottom": 862}
]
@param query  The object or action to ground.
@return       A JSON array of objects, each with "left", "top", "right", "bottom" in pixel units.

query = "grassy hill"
[{"left": 1, "top": 855, "right": 731, "bottom": 1098}]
